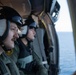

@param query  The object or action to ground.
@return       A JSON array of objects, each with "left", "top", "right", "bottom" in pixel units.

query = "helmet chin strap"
[
  {"left": 0, "top": 41, "right": 11, "bottom": 51},
  {"left": 25, "top": 37, "right": 33, "bottom": 43}
]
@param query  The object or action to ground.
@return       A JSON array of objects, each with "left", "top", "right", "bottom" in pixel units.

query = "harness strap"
[
  {"left": 6, "top": 58, "right": 20, "bottom": 75},
  {"left": 0, "top": 58, "right": 11, "bottom": 75},
  {"left": 18, "top": 55, "right": 33, "bottom": 69}
]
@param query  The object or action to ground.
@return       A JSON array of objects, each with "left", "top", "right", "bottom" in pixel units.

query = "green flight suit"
[
  {"left": 6, "top": 42, "right": 26, "bottom": 75},
  {"left": 0, "top": 52, "right": 20, "bottom": 75},
  {"left": 17, "top": 39, "right": 48, "bottom": 75}
]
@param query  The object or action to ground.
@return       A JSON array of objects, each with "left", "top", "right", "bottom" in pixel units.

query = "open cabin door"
[
  {"left": 31, "top": 0, "right": 60, "bottom": 75},
  {"left": 32, "top": 12, "right": 60, "bottom": 75}
]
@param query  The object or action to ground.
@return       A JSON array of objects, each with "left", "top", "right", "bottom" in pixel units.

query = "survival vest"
[{"left": 0, "top": 52, "right": 20, "bottom": 75}]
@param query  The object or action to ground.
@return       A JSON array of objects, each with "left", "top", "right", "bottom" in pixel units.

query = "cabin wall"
[
  {"left": 32, "top": 28, "right": 47, "bottom": 61},
  {"left": 67, "top": 0, "right": 76, "bottom": 56}
]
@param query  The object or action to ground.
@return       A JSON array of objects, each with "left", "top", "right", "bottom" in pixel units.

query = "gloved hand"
[{"left": 25, "top": 60, "right": 39, "bottom": 74}]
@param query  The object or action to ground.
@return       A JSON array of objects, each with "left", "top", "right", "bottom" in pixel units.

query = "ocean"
[{"left": 57, "top": 32, "right": 76, "bottom": 75}]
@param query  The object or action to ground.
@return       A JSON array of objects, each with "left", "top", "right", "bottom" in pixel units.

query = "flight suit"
[
  {"left": 6, "top": 41, "right": 26, "bottom": 75},
  {"left": 0, "top": 52, "right": 20, "bottom": 75},
  {"left": 17, "top": 39, "right": 48, "bottom": 75}
]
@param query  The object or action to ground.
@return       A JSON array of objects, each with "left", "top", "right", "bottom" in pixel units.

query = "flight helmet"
[
  {"left": 0, "top": 6, "right": 23, "bottom": 41},
  {"left": 19, "top": 15, "right": 37, "bottom": 38}
]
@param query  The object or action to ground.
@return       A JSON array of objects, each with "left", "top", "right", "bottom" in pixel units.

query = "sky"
[{"left": 55, "top": 0, "right": 73, "bottom": 32}]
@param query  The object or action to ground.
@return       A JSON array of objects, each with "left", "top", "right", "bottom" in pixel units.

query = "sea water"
[{"left": 57, "top": 32, "right": 76, "bottom": 75}]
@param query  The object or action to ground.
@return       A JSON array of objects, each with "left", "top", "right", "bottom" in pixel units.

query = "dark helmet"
[
  {"left": 19, "top": 15, "right": 38, "bottom": 38},
  {"left": 25, "top": 15, "right": 37, "bottom": 29},
  {"left": 0, "top": 6, "right": 23, "bottom": 41}
]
